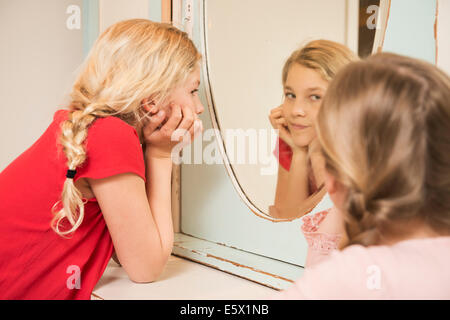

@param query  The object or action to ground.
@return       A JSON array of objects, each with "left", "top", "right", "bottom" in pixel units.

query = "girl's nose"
[
  {"left": 196, "top": 102, "right": 205, "bottom": 115},
  {"left": 291, "top": 102, "right": 306, "bottom": 117}
]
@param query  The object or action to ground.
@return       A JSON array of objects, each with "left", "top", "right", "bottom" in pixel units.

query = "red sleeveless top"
[
  {"left": 273, "top": 136, "right": 318, "bottom": 195},
  {"left": 0, "top": 109, "right": 146, "bottom": 299}
]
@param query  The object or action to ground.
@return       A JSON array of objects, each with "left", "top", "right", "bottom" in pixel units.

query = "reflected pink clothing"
[
  {"left": 275, "top": 236, "right": 450, "bottom": 299},
  {"left": 273, "top": 136, "right": 340, "bottom": 266},
  {"left": 301, "top": 207, "right": 341, "bottom": 267}
]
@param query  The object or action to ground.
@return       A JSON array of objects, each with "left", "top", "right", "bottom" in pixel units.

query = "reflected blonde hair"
[
  {"left": 52, "top": 19, "right": 201, "bottom": 236},
  {"left": 317, "top": 52, "right": 450, "bottom": 247},
  {"left": 282, "top": 39, "right": 359, "bottom": 84}
]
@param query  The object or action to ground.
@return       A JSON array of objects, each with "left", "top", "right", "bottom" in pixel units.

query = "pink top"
[
  {"left": 301, "top": 207, "right": 342, "bottom": 267},
  {"left": 274, "top": 236, "right": 450, "bottom": 299}
]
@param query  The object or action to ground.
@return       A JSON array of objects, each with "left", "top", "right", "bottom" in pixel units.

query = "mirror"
[{"left": 201, "top": 0, "right": 379, "bottom": 220}]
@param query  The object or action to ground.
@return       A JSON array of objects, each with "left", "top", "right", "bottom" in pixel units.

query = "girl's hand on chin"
[
  {"left": 269, "top": 105, "right": 306, "bottom": 155},
  {"left": 142, "top": 103, "right": 202, "bottom": 159},
  {"left": 269, "top": 105, "right": 285, "bottom": 130}
]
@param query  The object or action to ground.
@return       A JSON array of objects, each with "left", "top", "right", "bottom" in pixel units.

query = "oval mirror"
[{"left": 201, "top": 0, "right": 380, "bottom": 220}]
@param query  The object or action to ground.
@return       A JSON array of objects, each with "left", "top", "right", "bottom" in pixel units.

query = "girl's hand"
[
  {"left": 307, "top": 133, "right": 322, "bottom": 159},
  {"left": 142, "top": 103, "right": 202, "bottom": 158},
  {"left": 307, "top": 132, "right": 326, "bottom": 188},
  {"left": 269, "top": 105, "right": 287, "bottom": 130},
  {"left": 269, "top": 105, "right": 305, "bottom": 154}
]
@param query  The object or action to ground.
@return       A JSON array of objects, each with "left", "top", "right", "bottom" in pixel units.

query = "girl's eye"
[
  {"left": 310, "top": 95, "right": 321, "bottom": 101},
  {"left": 285, "top": 92, "right": 295, "bottom": 99},
  {"left": 191, "top": 89, "right": 199, "bottom": 95}
]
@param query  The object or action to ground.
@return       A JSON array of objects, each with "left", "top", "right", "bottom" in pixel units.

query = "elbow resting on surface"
[
  {"left": 123, "top": 251, "right": 171, "bottom": 284},
  {"left": 126, "top": 262, "right": 165, "bottom": 284},
  {"left": 129, "top": 272, "right": 161, "bottom": 284}
]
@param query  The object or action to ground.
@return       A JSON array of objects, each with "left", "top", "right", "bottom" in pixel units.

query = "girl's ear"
[
  {"left": 141, "top": 97, "right": 155, "bottom": 108},
  {"left": 324, "top": 170, "right": 337, "bottom": 195},
  {"left": 141, "top": 97, "right": 156, "bottom": 112},
  {"left": 324, "top": 170, "right": 347, "bottom": 210}
]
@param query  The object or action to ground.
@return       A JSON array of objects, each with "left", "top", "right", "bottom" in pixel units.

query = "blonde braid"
[
  {"left": 51, "top": 103, "right": 114, "bottom": 236},
  {"left": 317, "top": 52, "right": 450, "bottom": 248}
]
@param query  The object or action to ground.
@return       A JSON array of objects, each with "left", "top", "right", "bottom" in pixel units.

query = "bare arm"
[
  {"left": 102, "top": 154, "right": 174, "bottom": 271},
  {"left": 143, "top": 153, "right": 174, "bottom": 259},
  {"left": 88, "top": 171, "right": 172, "bottom": 283},
  {"left": 273, "top": 150, "right": 310, "bottom": 219},
  {"left": 269, "top": 106, "right": 311, "bottom": 218},
  {"left": 308, "top": 137, "right": 326, "bottom": 189},
  {"left": 87, "top": 103, "right": 197, "bottom": 283}
]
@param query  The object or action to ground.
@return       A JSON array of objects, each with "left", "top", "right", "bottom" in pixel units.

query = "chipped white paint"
[{"left": 173, "top": 233, "right": 304, "bottom": 290}]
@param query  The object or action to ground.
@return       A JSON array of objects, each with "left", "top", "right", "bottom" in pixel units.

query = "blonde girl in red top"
[{"left": 0, "top": 19, "right": 203, "bottom": 299}]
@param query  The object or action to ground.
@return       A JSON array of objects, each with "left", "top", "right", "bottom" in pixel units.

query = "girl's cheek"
[
  {"left": 184, "top": 98, "right": 197, "bottom": 115},
  {"left": 281, "top": 102, "right": 290, "bottom": 116},
  {"left": 312, "top": 105, "right": 320, "bottom": 118}
]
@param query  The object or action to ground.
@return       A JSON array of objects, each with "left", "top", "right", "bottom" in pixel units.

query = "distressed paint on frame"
[{"left": 173, "top": 233, "right": 304, "bottom": 290}]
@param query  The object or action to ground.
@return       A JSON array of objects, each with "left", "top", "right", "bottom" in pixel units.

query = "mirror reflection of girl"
[
  {"left": 269, "top": 40, "right": 359, "bottom": 219},
  {"left": 275, "top": 53, "right": 450, "bottom": 299},
  {"left": 0, "top": 20, "right": 204, "bottom": 299}
]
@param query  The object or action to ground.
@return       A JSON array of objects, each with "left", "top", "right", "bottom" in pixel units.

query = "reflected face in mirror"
[
  {"left": 282, "top": 63, "right": 328, "bottom": 148},
  {"left": 203, "top": 0, "right": 363, "bottom": 219}
]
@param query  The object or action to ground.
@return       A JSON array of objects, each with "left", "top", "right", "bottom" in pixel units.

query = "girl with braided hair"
[
  {"left": 0, "top": 19, "right": 204, "bottom": 299},
  {"left": 276, "top": 52, "right": 450, "bottom": 299}
]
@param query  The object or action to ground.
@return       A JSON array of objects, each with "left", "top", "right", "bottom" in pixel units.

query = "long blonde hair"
[
  {"left": 317, "top": 52, "right": 450, "bottom": 247},
  {"left": 282, "top": 39, "right": 359, "bottom": 84},
  {"left": 52, "top": 19, "right": 201, "bottom": 236}
]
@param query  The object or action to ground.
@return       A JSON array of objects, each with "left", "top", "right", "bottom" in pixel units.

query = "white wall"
[
  {"left": 99, "top": 0, "right": 149, "bottom": 33},
  {"left": 0, "top": 0, "right": 83, "bottom": 171},
  {"left": 0, "top": 0, "right": 159, "bottom": 172}
]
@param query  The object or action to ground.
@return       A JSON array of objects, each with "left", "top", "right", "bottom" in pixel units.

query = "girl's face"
[
  {"left": 282, "top": 63, "right": 328, "bottom": 147},
  {"left": 160, "top": 67, "right": 204, "bottom": 121}
]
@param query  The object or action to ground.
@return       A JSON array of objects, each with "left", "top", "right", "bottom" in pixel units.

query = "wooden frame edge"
[
  {"left": 167, "top": 0, "right": 181, "bottom": 233},
  {"left": 173, "top": 233, "right": 303, "bottom": 290}
]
